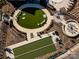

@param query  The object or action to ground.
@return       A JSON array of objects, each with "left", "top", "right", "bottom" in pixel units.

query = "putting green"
[{"left": 17, "top": 8, "right": 47, "bottom": 29}]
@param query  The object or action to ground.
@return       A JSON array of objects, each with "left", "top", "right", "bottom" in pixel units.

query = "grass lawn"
[
  {"left": 17, "top": 8, "right": 47, "bottom": 29},
  {"left": 13, "top": 36, "right": 56, "bottom": 59}
]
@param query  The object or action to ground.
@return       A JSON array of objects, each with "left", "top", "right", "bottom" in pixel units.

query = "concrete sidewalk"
[
  {"left": 12, "top": 3, "right": 53, "bottom": 33},
  {"left": 7, "top": 33, "right": 50, "bottom": 49},
  {"left": 56, "top": 43, "right": 79, "bottom": 59}
]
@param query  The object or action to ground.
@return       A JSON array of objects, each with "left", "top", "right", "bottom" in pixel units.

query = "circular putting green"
[{"left": 17, "top": 8, "right": 47, "bottom": 29}]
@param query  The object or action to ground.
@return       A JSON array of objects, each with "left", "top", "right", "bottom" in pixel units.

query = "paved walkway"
[
  {"left": 53, "top": 12, "right": 79, "bottom": 37},
  {"left": 12, "top": 4, "right": 53, "bottom": 33},
  {"left": 56, "top": 43, "right": 79, "bottom": 59},
  {"left": 7, "top": 4, "right": 54, "bottom": 58},
  {"left": 6, "top": 33, "right": 50, "bottom": 59},
  {"left": 49, "top": 32, "right": 58, "bottom": 44},
  {"left": 7, "top": 33, "right": 50, "bottom": 49},
  {"left": 6, "top": 51, "right": 15, "bottom": 59},
  {"left": 6, "top": 31, "right": 57, "bottom": 59},
  {"left": 49, "top": 0, "right": 74, "bottom": 11},
  {"left": 62, "top": 20, "right": 79, "bottom": 37}
]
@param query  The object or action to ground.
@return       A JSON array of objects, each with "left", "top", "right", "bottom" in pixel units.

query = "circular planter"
[
  {"left": 13, "top": 3, "right": 52, "bottom": 33},
  {"left": 62, "top": 19, "right": 79, "bottom": 37}
]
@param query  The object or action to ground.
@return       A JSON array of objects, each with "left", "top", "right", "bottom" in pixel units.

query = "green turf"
[
  {"left": 17, "top": 8, "right": 47, "bottom": 29},
  {"left": 13, "top": 37, "right": 56, "bottom": 59}
]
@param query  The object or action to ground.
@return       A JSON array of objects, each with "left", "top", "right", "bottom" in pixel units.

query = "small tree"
[
  {"left": 2, "top": 3, "right": 15, "bottom": 15},
  {"left": 0, "top": 0, "right": 6, "bottom": 8}
]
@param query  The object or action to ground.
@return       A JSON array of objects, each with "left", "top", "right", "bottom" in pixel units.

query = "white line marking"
[{"left": 15, "top": 43, "right": 53, "bottom": 58}]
